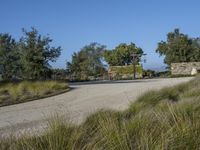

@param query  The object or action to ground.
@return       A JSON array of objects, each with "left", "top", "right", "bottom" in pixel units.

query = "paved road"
[{"left": 0, "top": 77, "right": 192, "bottom": 136}]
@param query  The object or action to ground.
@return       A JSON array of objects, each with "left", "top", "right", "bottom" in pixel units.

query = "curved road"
[{"left": 0, "top": 77, "right": 192, "bottom": 136}]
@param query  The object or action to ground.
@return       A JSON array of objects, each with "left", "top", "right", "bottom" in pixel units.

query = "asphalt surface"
[{"left": 0, "top": 77, "right": 193, "bottom": 136}]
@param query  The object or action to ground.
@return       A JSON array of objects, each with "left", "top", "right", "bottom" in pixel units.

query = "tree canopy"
[
  {"left": 104, "top": 43, "right": 143, "bottom": 66},
  {"left": 156, "top": 29, "right": 200, "bottom": 66},
  {"left": 67, "top": 43, "right": 106, "bottom": 80},
  {"left": 0, "top": 34, "right": 20, "bottom": 80},
  {"left": 20, "top": 28, "right": 61, "bottom": 79},
  {"left": 0, "top": 28, "right": 61, "bottom": 80}
]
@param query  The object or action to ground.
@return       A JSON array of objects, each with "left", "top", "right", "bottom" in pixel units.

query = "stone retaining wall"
[{"left": 171, "top": 62, "right": 200, "bottom": 75}]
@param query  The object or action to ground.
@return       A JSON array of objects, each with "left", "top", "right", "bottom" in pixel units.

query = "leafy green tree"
[
  {"left": 156, "top": 29, "right": 200, "bottom": 66},
  {"left": 20, "top": 28, "right": 61, "bottom": 79},
  {"left": 67, "top": 43, "right": 106, "bottom": 80},
  {"left": 0, "top": 34, "right": 21, "bottom": 80},
  {"left": 191, "top": 38, "right": 200, "bottom": 61},
  {"left": 66, "top": 53, "right": 81, "bottom": 80},
  {"left": 104, "top": 43, "right": 143, "bottom": 66}
]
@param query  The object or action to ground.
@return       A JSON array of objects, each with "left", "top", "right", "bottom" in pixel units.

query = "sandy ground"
[{"left": 0, "top": 77, "right": 192, "bottom": 136}]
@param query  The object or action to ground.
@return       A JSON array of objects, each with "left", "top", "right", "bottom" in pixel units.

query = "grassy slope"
[
  {"left": 0, "top": 81, "right": 69, "bottom": 107},
  {"left": 1, "top": 77, "right": 200, "bottom": 149}
]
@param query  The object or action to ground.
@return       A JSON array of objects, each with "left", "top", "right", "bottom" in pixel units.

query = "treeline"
[
  {"left": 67, "top": 28, "right": 200, "bottom": 81},
  {"left": 0, "top": 28, "right": 61, "bottom": 80},
  {"left": 1, "top": 28, "right": 200, "bottom": 81},
  {"left": 0, "top": 28, "right": 144, "bottom": 81},
  {"left": 66, "top": 43, "right": 143, "bottom": 81}
]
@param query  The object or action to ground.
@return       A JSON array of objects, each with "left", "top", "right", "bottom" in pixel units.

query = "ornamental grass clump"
[{"left": 0, "top": 81, "right": 68, "bottom": 106}]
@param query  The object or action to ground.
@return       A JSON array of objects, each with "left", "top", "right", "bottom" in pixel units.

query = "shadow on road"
[{"left": 69, "top": 78, "right": 160, "bottom": 86}]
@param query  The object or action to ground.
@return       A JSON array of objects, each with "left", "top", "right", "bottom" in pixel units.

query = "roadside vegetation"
[
  {"left": 0, "top": 28, "right": 69, "bottom": 106},
  {"left": 0, "top": 81, "right": 68, "bottom": 107},
  {"left": 0, "top": 76, "right": 199, "bottom": 149}
]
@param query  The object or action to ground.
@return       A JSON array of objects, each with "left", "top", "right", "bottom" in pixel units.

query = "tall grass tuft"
[{"left": 0, "top": 81, "right": 68, "bottom": 106}]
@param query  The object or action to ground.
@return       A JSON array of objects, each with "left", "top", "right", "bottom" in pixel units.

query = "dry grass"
[{"left": 0, "top": 81, "right": 69, "bottom": 106}]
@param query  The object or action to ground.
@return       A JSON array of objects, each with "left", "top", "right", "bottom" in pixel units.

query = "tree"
[
  {"left": 0, "top": 34, "right": 21, "bottom": 80},
  {"left": 104, "top": 43, "right": 143, "bottom": 66},
  {"left": 51, "top": 68, "right": 67, "bottom": 80},
  {"left": 156, "top": 28, "right": 200, "bottom": 66},
  {"left": 191, "top": 38, "right": 200, "bottom": 61},
  {"left": 20, "top": 28, "right": 61, "bottom": 79},
  {"left": 67, "top": 43, "right": 106, "bottom": 80}
]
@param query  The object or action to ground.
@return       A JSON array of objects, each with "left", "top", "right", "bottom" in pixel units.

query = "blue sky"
[{"left": 1, "top": 0, "right": 200, "bottom": 70}]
